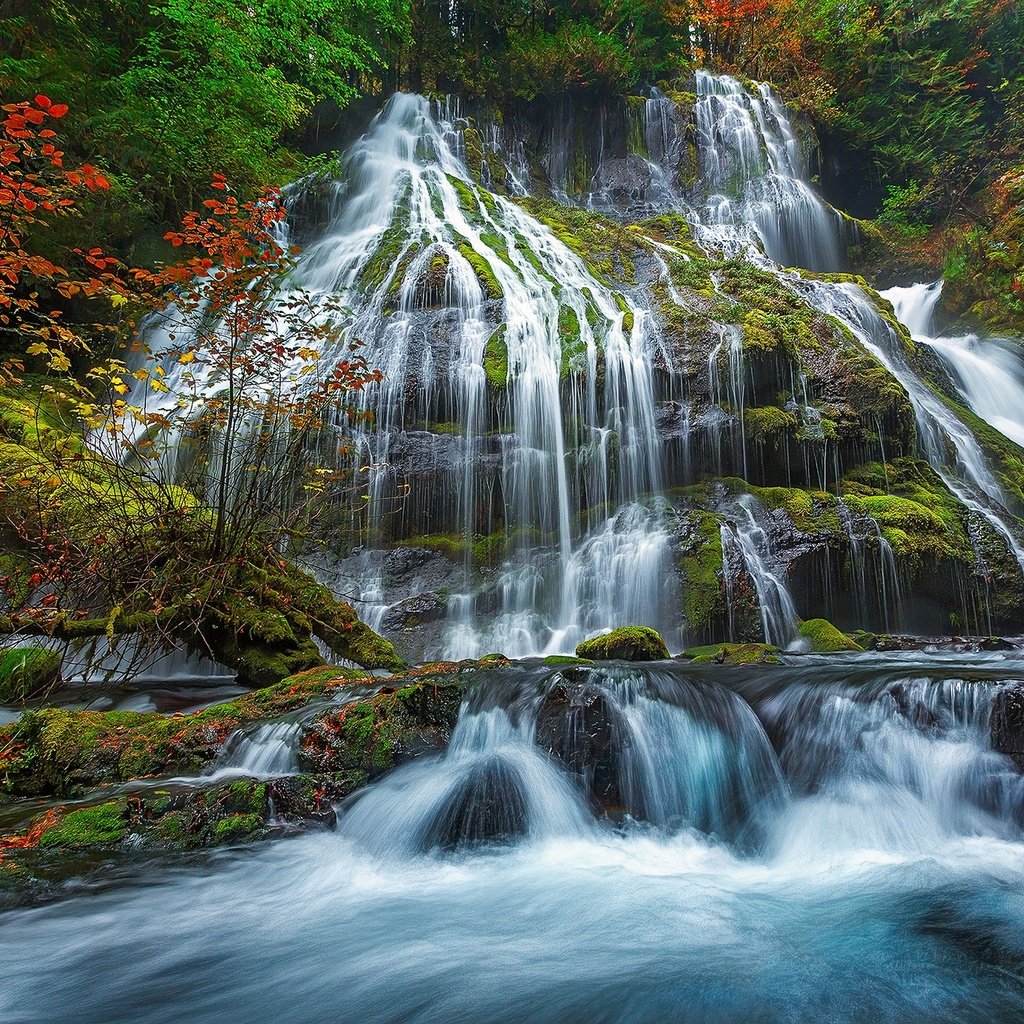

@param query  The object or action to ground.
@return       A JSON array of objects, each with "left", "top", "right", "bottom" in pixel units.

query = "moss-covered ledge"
[{"left": 0, "top": 665, "right": 374, "bottom": 797}]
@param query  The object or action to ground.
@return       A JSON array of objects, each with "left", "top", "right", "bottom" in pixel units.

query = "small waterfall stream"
[{"left": 887, "top": 281, "right": 1024, "bottom": 448}]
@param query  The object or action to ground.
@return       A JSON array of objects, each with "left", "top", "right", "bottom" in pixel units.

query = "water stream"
[{"left": 4, "top": 657, "right": 1024, "bottom": 1022}]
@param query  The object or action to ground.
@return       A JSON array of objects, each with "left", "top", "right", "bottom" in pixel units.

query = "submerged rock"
[
  {"left": 421, "top": 757, "right": 528, "bottom": 851},
  {"left": 535, "top": 675, "right": 622, "bottom": 817},
  {"left": 575, "top": 626, "right": 670, "bottom": 661}
]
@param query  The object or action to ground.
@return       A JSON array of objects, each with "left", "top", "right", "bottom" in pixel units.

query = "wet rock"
[
  {"left": 592, "top": 155, "right": 654, "bottom": 210},
  {"left": 298, "top": 670, "right": 466, "bottom": 777},
  {"left": 380, "top": 593, "right": 447, "bottom": 632},
  {"left": 266, "top": 775, "right": 354, "bottom": 828},
  {"left": 992, "top": 686, "right": 1024, "bottom": 769},
  {"left": 575, "top": 626, "right": 670, "bottom": 661},
  {"left": 888, "top": 683, "right": 939, "bottom": 730},
  {"left": 535, "top": 676, "right": 621, "bottom": 816},
  {"left": 421, "top": 757, "right": 527, "bottom": 850}
]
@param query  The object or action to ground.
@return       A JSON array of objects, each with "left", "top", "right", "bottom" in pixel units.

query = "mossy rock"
[
  {"left": 798, "top": 618, "right": 864, "bottom": 653},
  {"left": 0, "top": 647, "right": 61, "bottom": 703},
  {"left": 575, "top": 626, "right": 670, "bottom": 662},
  {"left": 540, "top": 655, "right": 594, "bottom": 666},
  {"left": 0, "top": 667, "right": 372, "bottom": 797},
  {"left": 483, "top": 325, "right": 509, "bottom": 389},
  {"left": 684, "top": 642, "right": 782, "bottom": 666},
  {"left": 298, "top": 664, "right": 472, "bottom": 776},
  {"left": 37, "top": 801, "right": 128, "bottom": 849}
]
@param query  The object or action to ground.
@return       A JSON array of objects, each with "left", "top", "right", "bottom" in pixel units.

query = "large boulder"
[{"left": 575, "top": 626, "right": 670, "bottom": 662}]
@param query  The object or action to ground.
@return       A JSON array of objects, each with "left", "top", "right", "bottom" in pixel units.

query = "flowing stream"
[{"left": 4, "top": 657, "right": 1024, "bottom": 1023}]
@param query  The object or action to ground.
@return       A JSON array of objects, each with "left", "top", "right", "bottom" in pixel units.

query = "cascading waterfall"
[
  {"left": 719, "top": 495, "right": 800, "bottom": 646},
  {"left": 116, "top": 73, "right": 1024, "bottom": 653},
  {"left": 291, "top": 94, "right": 672, "bottom": 659},
  {"left": 794, "top": 276, "right": 1024, "bottom": 573},
  {"left": 887, "top": 281, "right": 1024, "bottom": 448},
  {"left": 691, "top": 71, "right": 845, "bottom": 270}
]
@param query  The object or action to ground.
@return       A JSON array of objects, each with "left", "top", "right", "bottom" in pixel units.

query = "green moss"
[
  {"left": 798, "top": 618, "right": 863, "bottom": 653},
  {"left": 679, "top": 512, "right": 724, "bottom": 632},
  {"left": 212, "top": 812, "right": 265, "bottom": 844},
  {"left": 685, "top": 643, "right": 781, "bottom": 665},
  {"left": 0, "top": 647, "right": 61, "bottom": 703},
  {"left": 748, "top": 485, "right": 841, "bottom": 536},
  {"left": 393, "top": 531, "right": 506, "bottom": 565},
  {"left": 575, "top": 626, "right": 670, "bottom": 661},
  {"left": 483, "top": 325, "right": 509, "bottom": 388},
  {"left": 37, "top": 801, "right": 127, "bottom": 848},
  {"left": 513, "top": 196, "right": 640, "bottom": 284},
  {"left": 540, "top": 655, "right": 594, "bottom": 666},
  {"left": 744, "top": 406, "right": 799, "bottom": 445},
  {"left": 558, "top": 306, "right": 588, "bottom": 376},
  {"left": 456, "top": 241, "right": 503, "bottom": 300}
]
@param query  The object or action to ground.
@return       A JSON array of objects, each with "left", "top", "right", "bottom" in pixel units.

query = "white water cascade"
[
  {"left": 794, "top": 277, "right": 1024, "bottom": 573},
  {"left": 10, "top": 658, "right": 1024, "bottom": 1024},
  {"left": 691, "top": 71, "right": 845, "bottom": 270},
  {"left": 112, "top": 74, "right": 1024, "bottom": 654},
  {"left": 719, "top": 496, "right": 800, "bottom": 646},
  {"left": 292, "top": 94, "right": 675, "bottom": 658},
  {"left": 887, "top": 281, "right": 1024, "bottom": 448}
]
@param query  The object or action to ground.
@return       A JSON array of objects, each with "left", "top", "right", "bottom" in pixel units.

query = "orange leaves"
[{"left": 0, "top": 96, "right": 119, "bottom": 390}]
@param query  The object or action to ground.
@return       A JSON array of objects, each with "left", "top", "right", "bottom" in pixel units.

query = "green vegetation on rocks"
[
  {"left": 0, "top": 647, "right": 62, "bottom": 703},
  {"left": 684, "top": 643, "right": 781, "bottom": 666},
  {"left": 576, "top": 626, "right": 670, "bottom": 661},
  {"left": 798, "top": 619, "right": 863, "bottom": 653}
]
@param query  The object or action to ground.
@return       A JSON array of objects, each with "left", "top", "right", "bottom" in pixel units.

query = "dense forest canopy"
[{"left": 3, "top": 2, "right": 1022, "bottom": 237}]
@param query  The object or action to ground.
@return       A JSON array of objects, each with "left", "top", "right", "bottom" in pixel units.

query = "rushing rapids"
[{"left": 5, "top": 656, "right": 1024, "bottom": 1022}]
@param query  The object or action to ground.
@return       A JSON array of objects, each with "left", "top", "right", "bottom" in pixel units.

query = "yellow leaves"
[
  {"left": 47, "top": 351, "right": 70, "bottom": 372},
  {"left": 149, "top": 377, "right": 169, "bottom": 393},
  {"left": 177, "top": 351, "right": 196, "bottom": 365},
  {"left": 110, "top": 293, "right": 129, "bottom": 308},
  {"left": 25, "top": 341, "right": 49, "bottom": 356}
]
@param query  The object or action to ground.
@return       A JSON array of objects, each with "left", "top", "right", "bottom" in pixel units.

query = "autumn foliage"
[{"left": 0, "top": 95, "right": 119, "bottom": 386}]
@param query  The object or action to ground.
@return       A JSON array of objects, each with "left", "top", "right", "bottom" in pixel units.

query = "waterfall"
[
  {"left": 337, "top": 664, "right": 786, "bottom": 852},
  {"left": 290, "top": 94, "right": 675, "bottom": 659},
  {"left": 794, "top": 277, "right": 1024, "bottom": 573},
  {"left": 114, "top": 75, "right": 1024, "bottom": 654},
  {"left": 886, "top": 281, "right": 1024, "bottom": 448},
  {"left": 691, "top": 72, "right": 844, "bottom": 270},
  {"left": 719, "top": 496, "right": 799, "bottom": 646}
]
